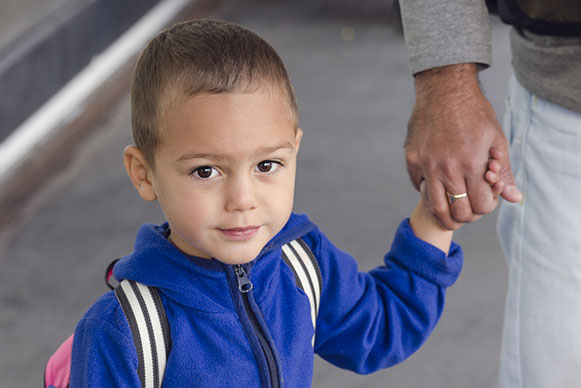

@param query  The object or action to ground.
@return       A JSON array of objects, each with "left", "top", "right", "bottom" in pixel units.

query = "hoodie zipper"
[{"left": 233, "top": 264, "right": 281, "bottom": 388}]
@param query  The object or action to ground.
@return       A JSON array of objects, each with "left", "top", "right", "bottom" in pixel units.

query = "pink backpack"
[{"left": 45, "top": 334, "right": 75, "bottom": 388}]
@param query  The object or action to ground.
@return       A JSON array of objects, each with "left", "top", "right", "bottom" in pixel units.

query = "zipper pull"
[{"left": 234, "top": 265, "right": 253, "bottom": 293}]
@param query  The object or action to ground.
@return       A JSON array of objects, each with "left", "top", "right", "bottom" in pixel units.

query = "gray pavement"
[{"left": 0, "top": 1, "right": 513, "bottom": 386}]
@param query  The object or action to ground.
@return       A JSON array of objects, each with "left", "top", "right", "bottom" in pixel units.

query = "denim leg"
[{"left": 497, "top": 75, "right": 581, "bottom": 388}]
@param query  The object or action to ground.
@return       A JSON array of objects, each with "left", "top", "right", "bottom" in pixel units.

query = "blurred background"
[{"left": 0, "top": 0, "right": 512, "bottom": 386}]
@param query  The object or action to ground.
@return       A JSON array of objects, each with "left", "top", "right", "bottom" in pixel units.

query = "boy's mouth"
[{"left": 218, "top": 226, "right": 260, "bottom": 241}]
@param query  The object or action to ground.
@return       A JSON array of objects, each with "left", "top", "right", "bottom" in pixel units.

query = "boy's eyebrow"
[
  {"left": 256, "top": 141, "right": 295, "bottom": 154},
  {"left": 177, "top": 141, "right": 295, "bottom": 162},
  {"left": 177, "top": 152, "right": 224, "bottom": 162}
]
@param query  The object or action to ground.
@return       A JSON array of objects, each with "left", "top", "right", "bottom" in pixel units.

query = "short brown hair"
[{"left": 131, "top": 19, "right": 298, "bottom": 167}]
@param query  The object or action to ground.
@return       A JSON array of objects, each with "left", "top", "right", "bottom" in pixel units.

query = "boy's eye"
[
  {"left": 192, "top": 166, "right": 218, "bottom": 179},
  {"left": 255, "top": 160, "right": 281, "bottom": 174}
]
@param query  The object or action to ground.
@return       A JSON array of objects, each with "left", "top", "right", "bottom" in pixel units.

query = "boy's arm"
[
  {"left": 311, "top": 157, "right": 505, "bottom": 371},
  {"left": 410, "top": 196, "right": 453, "bottom": 255},
  {"left": 310, "top": 219, "right": 463, "bottom": 373}
]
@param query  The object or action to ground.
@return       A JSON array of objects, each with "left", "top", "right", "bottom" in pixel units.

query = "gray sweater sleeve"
[{"left": 400, "top": 0, "right": 492, "bottom": 75}]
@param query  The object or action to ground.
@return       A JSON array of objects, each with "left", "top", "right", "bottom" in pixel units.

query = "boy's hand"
[
  {"left": 410, "top": 182, "right": 454, "bottom": 255},
  {"left": 485, "top": 147, "right": 507, "bottom": 196}
]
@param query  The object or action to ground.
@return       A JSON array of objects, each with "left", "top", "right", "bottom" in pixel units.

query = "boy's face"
[{"left": 144, "top": 87, "right": 301, "bottom": 265}]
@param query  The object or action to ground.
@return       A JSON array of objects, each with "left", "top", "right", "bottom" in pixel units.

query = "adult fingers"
[
  {"left": 463, "top": 151, "right": 499, "bottom": 217},
  {"left": 446, "top": 177, "right": 484, "bottom": 223},
  {"left": 425, "top": 179, "right": 463, "bottom": 230},
  {"left": 465, "top": 175, "right": 498, "bottom": 216},
  {"left": 435, "top": 154, "right": 486, "bottom": 223}
]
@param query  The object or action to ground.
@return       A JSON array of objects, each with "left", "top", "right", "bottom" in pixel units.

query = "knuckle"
[
  {"left": 464, "top": 158, "right": 486, "bottom": 176},
  {"left": 431, "top": 203, "right": 449, "bottom": 220},
  {"left": 451, "top": 205, "right": 472, "bottom": 223},
  {"left": 440, "top": 160, "right": 455, "bottom": 179},
  {"left": 472, "top": 198, "right": 497, "bottom": 215},
  {"left": 426, "top": 157, "right": 445, "bottom": 177},
  {"left": 440, "top": 156, "right": 465, "bottom": 180},
  {"left": 405, "top": 149, "right": 420, "bottom": 166}
]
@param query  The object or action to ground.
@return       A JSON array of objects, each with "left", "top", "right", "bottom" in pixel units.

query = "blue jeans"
[{"left": 497, "top": 75, "right": 581, "bottom": 388}]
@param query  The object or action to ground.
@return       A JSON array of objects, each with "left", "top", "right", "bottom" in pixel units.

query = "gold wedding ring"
[{"left": 446, "top": 192, "right": 468, "bottom": 204}]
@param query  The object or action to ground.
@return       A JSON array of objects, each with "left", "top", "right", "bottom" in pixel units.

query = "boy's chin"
[
  {"left": 217, "top": 256, "right": 258, "bottom": 266},
  {"left": 215, "top": 247, "right": 264, "bottom": 266}
]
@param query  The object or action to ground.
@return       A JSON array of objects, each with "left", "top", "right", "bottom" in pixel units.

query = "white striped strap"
[
  {"left": 281, "top": 238, "right": 322, "bottom": 344},
  {"left": 115, "top": 280, "right": 171, "bottom": 388}
]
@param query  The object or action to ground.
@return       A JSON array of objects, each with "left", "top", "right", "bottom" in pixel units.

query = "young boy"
[{"left": 69, "top": 19, "right": 502, "bottom": 387}]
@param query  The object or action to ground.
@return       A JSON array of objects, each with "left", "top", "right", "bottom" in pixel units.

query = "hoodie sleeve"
[
  {"left": 69, "top": 293, "right": 142, "bottom": 388},
  {"left": 309, "top": 218, "right": 463, "bottom": 374},
  {"left": 399, "top": 0, "right": 492, "bottom": 75}
]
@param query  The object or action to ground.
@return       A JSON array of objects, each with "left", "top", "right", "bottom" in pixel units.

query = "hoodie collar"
[{"left": 113, "top": 213, "right": 315, "bottom": 311}]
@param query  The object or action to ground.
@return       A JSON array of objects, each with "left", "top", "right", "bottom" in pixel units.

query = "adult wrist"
[{"left": 414, "top": 63, "right": 481, "bottom": 102}]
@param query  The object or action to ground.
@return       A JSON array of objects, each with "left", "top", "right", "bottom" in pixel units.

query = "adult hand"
[{"left": 405, "top": 63, "right": 522, "bottom": 230}]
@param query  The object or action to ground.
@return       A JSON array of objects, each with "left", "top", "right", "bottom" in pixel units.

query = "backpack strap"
[
  {"left": 114, "top": 280, "right": 171, "bottom": 388},
  {"left": 281, "top": 238, "right": 322, "bottom": 345}
]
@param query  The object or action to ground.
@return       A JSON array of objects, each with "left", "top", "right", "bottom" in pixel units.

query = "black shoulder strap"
[
  {"left": 496, "top": 0, "right": 581, "bottom": 36},
  {"left": 281, "top": 238, "right": 322, "bottom": 344},
  {"left": 114, "top": 280, "right": 171, "bottom": 388}
]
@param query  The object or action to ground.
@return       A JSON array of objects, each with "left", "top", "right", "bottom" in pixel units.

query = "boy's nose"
[{"left": 224, "top": 176, "right": 257, "bottom": 213}]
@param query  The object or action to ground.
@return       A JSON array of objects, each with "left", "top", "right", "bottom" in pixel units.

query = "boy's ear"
[
  {"left": 123, "top": 145, "right": 157, "bottom": 202},
  {"left": 295, "top": 128, "right": 303, "bottom": 152}
]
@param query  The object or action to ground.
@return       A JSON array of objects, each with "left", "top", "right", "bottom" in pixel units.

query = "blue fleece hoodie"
[{"left": 70, "top": 213, "right": 462, "bottom": 387}]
